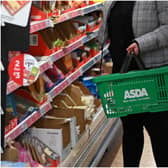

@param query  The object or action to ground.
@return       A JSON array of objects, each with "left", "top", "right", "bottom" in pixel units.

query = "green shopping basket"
[{"left": 92, "top": 54, "right": 168, "bottom": 118}]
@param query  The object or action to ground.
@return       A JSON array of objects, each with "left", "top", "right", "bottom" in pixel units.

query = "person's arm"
[
  {"left": 97, "top": 1, "right": 115, "bottom": 46},
  {"left": 134, "top": 1, "right": 168, "bottom": 54}
]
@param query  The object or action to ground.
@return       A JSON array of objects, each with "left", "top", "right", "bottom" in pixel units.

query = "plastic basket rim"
[{"left": 92, "top": 66, "right": 168, "bottom": 83}]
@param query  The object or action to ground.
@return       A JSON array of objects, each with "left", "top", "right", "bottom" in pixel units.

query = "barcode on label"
[{"left": 30, "top": 34, "right": 38, "bottom": 46}]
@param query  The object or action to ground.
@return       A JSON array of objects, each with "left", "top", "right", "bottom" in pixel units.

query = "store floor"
[{"left": 99, "top": 128, "right": 156, "bottom": 167}]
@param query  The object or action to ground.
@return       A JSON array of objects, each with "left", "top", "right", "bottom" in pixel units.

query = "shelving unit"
[
  {"left": 4, "top": 2, "right": 119, "bottom": 167},
  {"left": 7, "top": 60, "right": 52, "bottom": 94},
  {"left": 30, "top": 2, "right": 103, "bottom": 33},
  {"left": 60, "top": 107, "right": 118, "bottom": 167},
  {"left": 5, "top": 43, "right": 109, "bottom": 142},
  {"left": 7, "top": 29, "right": 99, "bottom": 95}
]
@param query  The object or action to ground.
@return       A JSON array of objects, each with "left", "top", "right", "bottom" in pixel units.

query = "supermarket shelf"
[
  {"left": 49, "top": 44, "right": 109, "bottom": 99},
  {"left": 7, "top": 29, "right": 99, "bottom": 95},
  {"left": 76, "top": 119, "right": 116, "bottom": 167},
  {"left": 60, "top": 106, "right": 117, "bottom": 167},
  {"left": 50, "top": 37, "right": 83, "bottom": 63},
  {"left": 5, "top": 44, "right": 109, "bottom": 142},
  {"left": 50, "top": 28, "right": 99, "bottom": 63},
  {"left": 54, "top": 3, "right": 103, "bottom": 25},
  {"left": 7, "top": 60, "right": 52, "bottom": 95},
  {"left": 82, "top": 29, "right": 99, "bottom": 44},
  {"left": 5, "top": 100, "right": 52, "bottom": 141},
  {"left": 30, "top": 3, "right": 103, "bottom": 33},
  {"left": 90, "top": 118, "right": 122, "bottom": 167},
  {"left": 83, "top": 2, "right": 103, "bottom": 15}
]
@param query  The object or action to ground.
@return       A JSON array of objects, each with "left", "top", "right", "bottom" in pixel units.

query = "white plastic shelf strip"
[
  {"left": 30, "top": 3, "right": 103, "bottom": 33},
  {"left": 54, "top": 2, "right": 103, "bottom": 24},
  {"left": 82, "top": 3, "right": 103, "bottom": 15},
  {"left": 5, "top": 100, "right": 52, "bottom": 141},
  {"left": 30, "top": 19, "right": 53, "bottom": 33}
]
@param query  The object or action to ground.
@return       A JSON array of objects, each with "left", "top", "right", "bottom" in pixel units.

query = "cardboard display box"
[
  {"left": 47, "top": 107, "right": 86, "bottom": 136},
  {"left": 74, "top": 81, "right": 101, "bottom": 108},
  {"left": 30, "top": 116, "right": 77, "bottom": 160}
]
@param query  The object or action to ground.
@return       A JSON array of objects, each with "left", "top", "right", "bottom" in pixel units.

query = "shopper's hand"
[{"left": 127, "top": 42, "right": 139, "bottom": 55}]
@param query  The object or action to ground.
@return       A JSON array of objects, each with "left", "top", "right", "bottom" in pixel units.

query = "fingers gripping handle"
[{"left": 120, "top": 52, "right": 145, "bottom": 73}]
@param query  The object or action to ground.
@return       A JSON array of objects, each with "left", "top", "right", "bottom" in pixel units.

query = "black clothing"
[
  {"left": 1, "top": 22, "right": 30, "bottom": 52},
  {"left": 122, "top": 112, "right": 168, "bottom": 167},
  {"left": 107, "top": 1, "right": 136, "bottom": 73},
  {"left": 108, "top": 1, "right": 168, "bottom": 167},
  {"left": 1, "top": 21, "right": 30, "bottom": 149}
]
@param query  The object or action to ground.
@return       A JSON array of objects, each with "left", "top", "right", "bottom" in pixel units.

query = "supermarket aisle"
[{"left": 111, "top": 129, "right": 156, "bottom": 167}]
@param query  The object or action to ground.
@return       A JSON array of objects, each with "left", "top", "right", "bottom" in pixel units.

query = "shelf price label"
[
  {"left": 30, "top": 20, "right": 51, "bottom": 33},
  {"left": 7, "top": 81, "right": 20, "bottom": 94},
  {"left": 82, "top": 60, "right": 94, "bottom": 73},
  {"left": 50, "top": 80, "right": 69, "bottom": 98},
  {"left": 68, "top": 10, "right": 82, "bottom": 19},
  {"left": 69, "top": 70, "right": 81, "bottom": 82},
  {"left": 51, "top": 50, "right": 64, "bottom": 62},
  {"left": 40, "top": 61, "right": 51, "bottom": 74},
  {"left": 8, "top": 54, "right": 40, "bottom": 86},
  {"left": 64, "top": 39, "right": 83, "bottom": 54},
  {"left": 21, "top": 123, "right": 27, "bottom": 132},
  {"left": 40, "top": 102, "right": 52, "bottom": 116}
]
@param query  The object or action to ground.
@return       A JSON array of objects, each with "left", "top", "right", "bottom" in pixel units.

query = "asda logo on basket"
[{"left": 124, "top": 88, "right": 148, "bottom": 99}]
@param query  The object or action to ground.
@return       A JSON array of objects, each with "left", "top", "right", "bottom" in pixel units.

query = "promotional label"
[
  {"left": 1, "top": 0, "right": 32, "bottom": 27},
  {"left": 2, "top": 1, "right": 29, "bottom": 16},
  {"left": 8, "top": 54, "right": 40, "bottom": 86}
]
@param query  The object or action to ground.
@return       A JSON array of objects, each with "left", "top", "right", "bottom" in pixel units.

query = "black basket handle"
[{"left": 120, "top": 52, "right": 145, "bottom": 73}]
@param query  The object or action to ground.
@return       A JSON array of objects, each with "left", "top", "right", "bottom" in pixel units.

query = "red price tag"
[
  {"left": 70, "top": 70, "right": 81, "bottom": 81},
  {"left": 8, "top": 54, "right": 40, "bottom": 86},
  {"left": 8, "top": 54, "right": 24, "bottom": 86},
  {"left": 65, "top": 39, "right": 82, "bottom": 54}
]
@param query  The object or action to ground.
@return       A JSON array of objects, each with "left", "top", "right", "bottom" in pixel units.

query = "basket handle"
[{"left": 120, "top": 52, "right": 145, "bottom": 73}]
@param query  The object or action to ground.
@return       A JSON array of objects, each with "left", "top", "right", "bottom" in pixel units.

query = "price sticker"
[{"left": 8, "top": 54, "right": 40, "bottom": 86}]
